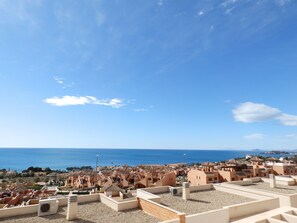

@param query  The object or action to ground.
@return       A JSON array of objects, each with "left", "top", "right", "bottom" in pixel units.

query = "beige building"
[
  {"left": 273, "top": 163, "right": 297, "bottom": 175},
  {"left": 188, "top": 163, "right": 219, "bottom": 185}
]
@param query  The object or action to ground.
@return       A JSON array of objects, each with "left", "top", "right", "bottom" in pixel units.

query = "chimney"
[
  {"left": 66, "top": 195, "right": 78, "bottom": 221},
  {"left": 182, "top": 182, "right": 190, "bottom": 200},
  {"left": 269, "top": 174, "right": 276, "bottom": 188}
]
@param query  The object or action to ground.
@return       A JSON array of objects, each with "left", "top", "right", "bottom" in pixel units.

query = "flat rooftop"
[
  {"left": 159, "top": 189, "right": 253, "bottom": 215},
  {"left": 246, "top": 182, "right": 297, "bottom": 194},
  {"left": 2, "top": 202, "right": 159, "bottom": 223}
]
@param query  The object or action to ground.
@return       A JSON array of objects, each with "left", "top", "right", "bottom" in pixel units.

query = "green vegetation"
[
  {"left": 27, "top": 184, "right": 43, "bottom": 190},
  {"left": 66, "top": 166, "right": 93, "bottom": 171}
]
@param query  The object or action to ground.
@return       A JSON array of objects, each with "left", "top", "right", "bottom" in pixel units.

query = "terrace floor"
[
  {"left": 245, "top": 182, "right": 297, "bottom": 194},
  {"left": 2, "top": 202, "right": 159, "bottom": 223},
  {"left": 159, "top": 189, "right": 254, "bottom": 215}
]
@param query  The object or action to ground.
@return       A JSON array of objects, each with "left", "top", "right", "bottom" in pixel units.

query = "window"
[
  {"left": 231, "top": 178, "right": 235, "bottom": 181},
  {"left": 208, "top": 178, "right": 212, "bottom": 181},
  {"left": 214, "top": 177, "right": 217, "bottom": 180}
]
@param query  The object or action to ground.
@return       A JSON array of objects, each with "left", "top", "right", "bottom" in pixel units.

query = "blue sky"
[{"left": 1, "top": 0, "right": 297, "bottom": 150}]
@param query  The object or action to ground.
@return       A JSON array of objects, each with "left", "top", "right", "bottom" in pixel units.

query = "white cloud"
[
  {"left": 233, "top": 102, "right": 297, "bottom": 126},
  {"left": 44, "top": 96, "right": 125, "bottom": 108},
  {"left": 244, "top": 133, "right": 265, "bottom": 140},
  {"left": 221, "top": 0, "right": 238, "bottom": 8},
  {"left": 225, "top": 7, "right": 235, "bottom": 15},
  {"left": 198, "top": 11, "right": 204, "bottom": 16},
  {"left": 285, "top": 134, "right": 297, "bottom": 139},
  {"left": 0, "top": 0, "right": 42, "bottom": 27},
  {"left": 133, "top": 108, "right": 148, "bottom": 112},
  {"left": 158, "top": 0, "right": 163, "bottom": 6},
  {"left": 277, "top": 114, "right": 297, "bottom": 126},
  {"left": 93, "top": 98, "right": 125, "bottom": 108},
  {"left": 232, "top": 102, "right": 281, "bottom": 123},
  {"left": 54, "top": 76, "right": 64, "bottom": 84},
  {"left": 53, "top": 76, "right": 75, "bottom": 88}
]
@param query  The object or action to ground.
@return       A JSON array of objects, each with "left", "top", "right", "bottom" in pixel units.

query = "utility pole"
[{"left": 96, "top": 155, "right": 99, "bottom": 172}]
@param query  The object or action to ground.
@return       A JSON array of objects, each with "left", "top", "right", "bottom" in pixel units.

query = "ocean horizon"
[{"left": 0, "top": 148, "right": 288, "bottom": 172}]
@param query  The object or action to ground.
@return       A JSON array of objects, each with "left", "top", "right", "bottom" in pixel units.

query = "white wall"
[
  {"left": 0, "top": 205, "right": 38, "bottom": 219},
  {"left": 186, "top": 208, "right": 229, "bottom": 223},
  {"left": 190, "top": 184, "right": 213, "bottom": 192},
  {"left": 137, "top": 189, "right": 161, "bottom": 203},
  {"left": 141, "top": 186, "right": 169, "bottom": 194},
  {"left": 226, "top": 180, "right": 253, "bottom": 186},
  {"left": 225, "top": 198, "right": 279, "bottom": 220},
  {"left": 289, "top": 194, "right": 297, "bottom": 208},
  {"left": 213, "top": 184, "right": 272, "bottom": 200},
  {"left": 261, "top": 177, "right": 295, "bottom": 186},
  {"left": 117, "top": 200, "right": 138, "bottom": 211},
  {"left": 159, "top": 207, "right": 229, "bottom": 223},
  {"left": 248, "top": 177, "right": 262, "bottom": 183},
  {"left": 77, "top": 194, "right": 100, "bottom": 203},
  {"left": 99, "top": 194, "right": 119, "bottom": 211},
  {"left": 1, "top": 194, "right": 101, "bottom": 219},
  {"left": 99, "top": 194, "right": 138, "bottom": 211}
]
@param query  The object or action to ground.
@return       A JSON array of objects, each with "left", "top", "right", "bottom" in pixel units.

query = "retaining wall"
[
  {"left": 141, "top": 186, "right": 170, "bottom": 194},
  {"left": 99, "top": 194, "right": 138, "bottom": 211},
  {"left": 137, "top": 189, "right": 161, "bottom": 203},
  {"left": 137, "top": 197, "right": 185, "bottom": 223},
  {"left": 225, "top": 198, "right": 279, "bottom": 220},
  {"left": 0, "top": 193, "right": 101, "bottom": 219}
]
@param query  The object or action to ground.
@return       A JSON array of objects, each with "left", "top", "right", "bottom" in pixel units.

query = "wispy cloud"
[
  {"left": 277, "top": 113, "right": 297, "bottom": 126},
  {"left": 96, "top": 12, "right": 105, "bottom": 27},
  {"left": 244, "top": 133, "right": 265, "bottom": 140},
  {"left": 0, "top": 0, "right": 42, "bottom": 27},
  {"left": 133, "top": 105, "right": 154, "bottom": 112},
  {"left": 285, "top": 134, "right": 297, "bottom": 139},
  {"left": 53, "top": 76, "right": 75, "bottom": 88},
  {"left": 225, "top": 7, "right": 235, "bottom": 15},
  {"left": 133, "top": 108, "right": 148, "bottom": 112},
  {"left": 233, "top": 102, "right": 297, "bottom": 126},
  {"left": 157, "top": 0, "right": 164, "bottom": 6},
  {"left": 198, "top": 11, "right": 204, "bottom": 16},
  {"left": 233, "top": 102, "right": 281, "bottom": 123},
  {"left": 221, "top": 0, "right": 238, "bottom": 8},
  {"left": 275, "top": 0, "right": 291, "bottom": 7},
  {"left": 44, "top": 96, "right": 125, "bottom": 108}
]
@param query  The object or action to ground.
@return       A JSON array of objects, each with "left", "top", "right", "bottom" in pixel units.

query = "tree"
[{"left": 44, "top": 167, "right": 52, "bottom": 174}]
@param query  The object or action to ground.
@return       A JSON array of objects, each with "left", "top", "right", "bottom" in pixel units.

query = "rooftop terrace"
[
  {"left": 2, "top": 202, "right": 159, "bottom": 223},
  {"left": 159, "top": 189, "right": 254, "bottom": 215},
  {"left": 246, "top": 182, "right": 297, "bottom": 194}
]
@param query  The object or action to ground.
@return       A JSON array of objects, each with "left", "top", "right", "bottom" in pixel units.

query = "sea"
[{"left": 0, "top": 148, "right": 290, "bottom": 172}]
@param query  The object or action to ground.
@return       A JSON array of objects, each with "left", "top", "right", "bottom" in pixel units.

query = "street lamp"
[
  {"left": 95, "top": 155, "right": 99, "bottom": 192},
  {"left": 183, "top": 153, "right": 186, "bottom": 182},
  {"left": 96, "top": 155, "right": 99, "bottom": 173}
]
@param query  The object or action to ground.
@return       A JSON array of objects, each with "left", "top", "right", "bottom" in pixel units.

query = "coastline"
[{"left": 0, "top": 148, "right": 290, "bottom": 172}]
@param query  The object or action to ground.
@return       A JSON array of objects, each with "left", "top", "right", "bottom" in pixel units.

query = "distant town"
[{"left": 1, "top": 154, "right": 297, "bottom": 209}]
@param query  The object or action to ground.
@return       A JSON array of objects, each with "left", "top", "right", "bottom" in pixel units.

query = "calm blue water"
[{"left": 0, "top": 148, "right": 285, "bottom": 171}]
